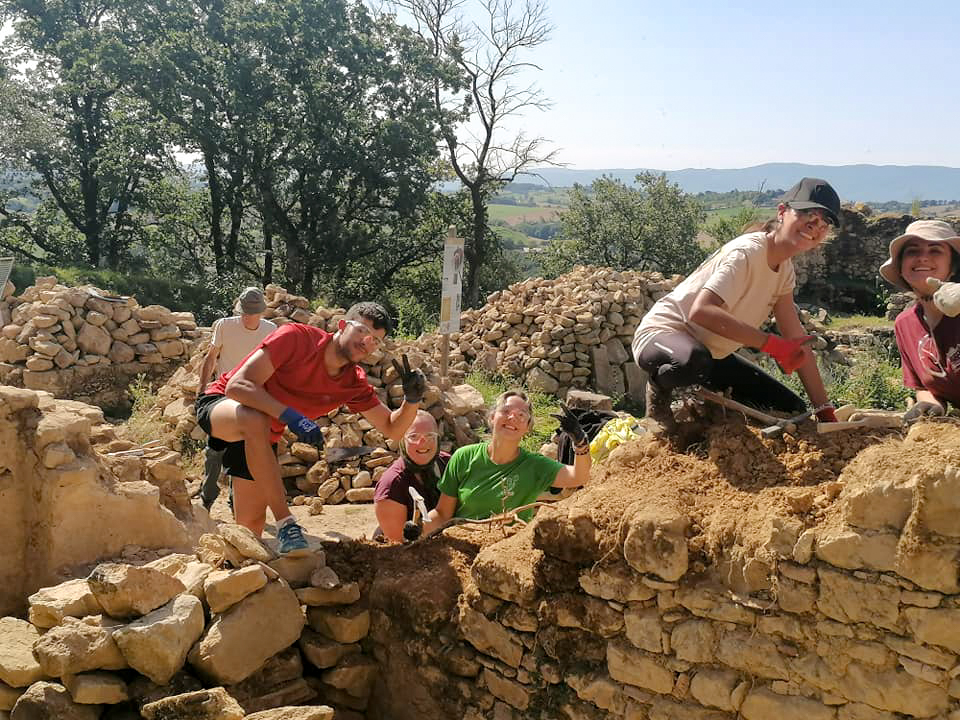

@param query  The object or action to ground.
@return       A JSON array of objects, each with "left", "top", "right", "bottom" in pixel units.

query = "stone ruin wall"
[
  {"left": 4, "top": 421, "right": 960, "bottom": 720},
  {"left": 0, "top": 386, "right": 205, "bottom": 618},
  {"left": 0, "top": 276, "right": 201, "bottom": 410}
]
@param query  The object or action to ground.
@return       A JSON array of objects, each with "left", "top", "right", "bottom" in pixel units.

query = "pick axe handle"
[{"left": 697, "top": 389, "right": 779, "bottom": 426}]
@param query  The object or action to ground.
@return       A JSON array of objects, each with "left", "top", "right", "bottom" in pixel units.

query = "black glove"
[
  {"left": 904, "top": 401, "right": 945, "bottom": 423},
  {"left": 552, "top": 405, "right": 588, "bottom": 451},
  {"left": 392, "top": 353, "right": 426, "bottom": 404},
  {"left": 402, "top": 521, "right": 422, "bottom": 542}
]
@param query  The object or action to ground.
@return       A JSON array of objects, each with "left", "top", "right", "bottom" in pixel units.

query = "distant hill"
[{"left": 524, "top": 163, "right": 960, "bottom": 203}]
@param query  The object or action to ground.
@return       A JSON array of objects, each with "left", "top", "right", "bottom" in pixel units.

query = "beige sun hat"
[{"left": 879, "top": 220, "right": 960, "bottom": 291}]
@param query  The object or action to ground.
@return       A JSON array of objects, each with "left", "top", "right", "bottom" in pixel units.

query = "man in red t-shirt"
[{"left": 196, "top": 302, "right": 426, "bottom": 555}]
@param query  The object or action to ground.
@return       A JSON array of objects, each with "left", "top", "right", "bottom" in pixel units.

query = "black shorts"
[{"left": 195, "top": 393, "right": 276, "bottom": 481}]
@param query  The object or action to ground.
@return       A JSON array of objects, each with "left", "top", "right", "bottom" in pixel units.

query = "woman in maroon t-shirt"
[{"left": 880, "top": 220, "right": 960, "bottom": 420}]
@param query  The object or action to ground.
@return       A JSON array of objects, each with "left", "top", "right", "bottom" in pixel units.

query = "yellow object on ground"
[{"left": 590, "top": 415, "right": 642, "bottom": 462}]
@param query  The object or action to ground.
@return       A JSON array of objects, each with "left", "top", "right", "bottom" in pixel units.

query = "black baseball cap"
[{"left": 780, "top": 177, "right": 841, "bottom": 227}]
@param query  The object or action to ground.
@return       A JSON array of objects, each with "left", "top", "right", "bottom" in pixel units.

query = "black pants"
[{"left": 636, "top": 331, "right": 805, "bottom": 414}]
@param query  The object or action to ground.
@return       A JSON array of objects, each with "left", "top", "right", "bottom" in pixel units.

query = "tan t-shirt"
[
  {"left": 633, "top": 232, "right": 795, "bottom": 359},
  {"left": 212, "top": 316, "right": 278, "bottom": 376}
]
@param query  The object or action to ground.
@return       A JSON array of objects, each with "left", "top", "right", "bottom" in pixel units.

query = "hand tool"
[
  {"left": 697, "top": 389, "right": 779, "bottom": 426},
  {"left": 324, "top": 446, "right": 376, "bottom": 463},
  {"left": 760, "top": 404, "right": 832, "bottom": 437}
]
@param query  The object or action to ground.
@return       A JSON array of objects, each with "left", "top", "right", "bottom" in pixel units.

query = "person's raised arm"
[{"left": 550, "top": 405, "right": 592, "bottom": 489}]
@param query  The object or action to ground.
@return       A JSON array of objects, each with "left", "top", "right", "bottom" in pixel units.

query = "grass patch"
[
  {"left": 488, "top": 203, "right": 562, "bottom": 225},
  {"left": 828, "top": 314, "right": 893, "bottom": 331},
  {"left": 123, "top": 374, "right": 167, "bottom": 446},
  {"left": 465, "top": 370, "right": 563, "bottom": 453}
]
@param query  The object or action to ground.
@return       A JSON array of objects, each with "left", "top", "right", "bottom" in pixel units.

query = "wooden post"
[{"left": 438, "top": 225, "right": 463, "bottom": 391}]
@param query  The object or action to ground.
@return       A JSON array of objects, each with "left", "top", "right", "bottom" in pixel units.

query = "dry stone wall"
[
  {"left": 0, "top": 386, "right": 206, "bottom": 617},
  {"left": 418, "top": 266, "right": 680, "bottom": 402},
  {"left": 0, "top": 276, "right": 200, "bottom": 409}
]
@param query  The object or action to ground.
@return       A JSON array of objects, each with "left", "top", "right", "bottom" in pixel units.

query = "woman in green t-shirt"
[{"left": 424, "top": 390, "right": 591, "bottom": 533}]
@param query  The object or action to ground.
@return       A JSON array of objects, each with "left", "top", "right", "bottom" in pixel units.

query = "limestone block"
[
  {"left": 624, "top": 606, "right": 663, "bottom": 653},
  {"left": 296, "top": 583, "right": 361, "bottom": 607},
  {"left": 884, "top": 635, "right": 955, "bottom": 669},
  {"left": 457, "top": 606, "right": 523, "bottom": 668},
  {"left": 33, "top": 617, "right": 127, "bottom": 676},
  {"left": 579, "top": 565, "right": 655, "bottom": 603},
  {"left": 76, "top": 323, "right": 111, "bottom": 355},
  {"left": 606, "top": 639, "right": 674, "bottom": 694},
  {"left": 537, "top": 594, "right": 624, "bottom": 637},
  {"left": 112, "top": 594, "right": 204, "bottom": 684},
  {"left": 671, "top": 620, "right": 717, "bottom": 664},
  {"left": 155, "top": 339, "right": 184, "bottom": 357},
  {"left": 25, "top": 356, "right": 53, "bottom": 371},
  {"left": 816, "top": 568, "right": 900, "bottom": 631},
  {"left": 308, "top": 565, "right": 340, "bottom": 590},
  {"left": 268, "top": 553, "right": 322, "bottom": 588},
  {"left": 920, "top": 466, "right": 960, "bottom": 536},
  {"left": 298, "top": 629, "right": 359, "bottom": 670},
  {"left": 814, "top": 526, "right": 897, "bottom": 571},
  {"left": 321, "top": 655, "right": 377, "bottom": 699},
  {"left": 345, "top": 488, "right": 374, "bottom": 503},
  {"left": 837, "top": 704, "right": 897, "bottom": 720},
  {"left": 351, "top": 471, "right": 372, "bottom": 488},
  {"left": 204, "top": 567, "right": 269, "bottom": 613},
  {"left": 903, "top": 607, "right": 960, "bottom": 653},
  {"left": 482, "top": 668, "right": 530, "bottom": 711},
  {"left": 688, "top": 668, "right": 739, "bottom": 712},
  {"left": 244, "top": 708, "right": 335, "bottom": 720},
  {"left": 842, "top": 476, "right": 915, "bottom": 531},
  {"left": 62, "top": 672, "right": 128, "bottom": 704},
  {"left": 715, "top": 627, "right": 789, "bottom": 680},
  {"left": 525, "top": 366, "right": 559, "bottom": 394},
  {"left": 87, "top": 563, "right": 185, "bottom": 618},
  {"left": 188, "top": 581, "right": 305, "bottom": 684},
  {"left": 196, "top": 534, "right": 245, "bottom": 568},
  {"left": 0, "top": 619, "right": 43, "bottom": 687},
  {"left": 107, "top": 341, "right": 135, "bottom": 364},
  {"left": 472, "top": 538, "right": 541, "bottom": 607},
  {"left": 623, "top": 509, "right": 689, "bottom": 581},
  {"left": 675, "top": 586, "right": 756, "bottom": 625},
  {"left": 740, "top": 687, "right": 835, "bottom": 720},
  {"left": 141, "top": 687, "right": 245, "bottom": 720},
  {"left": 0, "top": 337, "right": 28, "bottom": 363},
  {"left": 895, "top": 544, "right": 960, "bottom": 594},
  {"left": 9, "top": 681, "right": 100, "bottom": 720},
  {"left": 646, "top": 696, "right": 733, "bottom": 720},
  {"left": 27, "top": 579, "right": 104, "bottom": 629},
  {"left": 446, "top": 384, "right": 486, "bottom": 415},
  {"left": 565, "top": 670, "right": 626, "bottom": 714}
]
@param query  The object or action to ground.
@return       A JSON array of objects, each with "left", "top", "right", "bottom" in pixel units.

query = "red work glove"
[
  {"left": 761, "top": 334, "right": 812, "bottom": 374},
  {"left": 815, "top": 406, "right": 838, "bottom": 423}
]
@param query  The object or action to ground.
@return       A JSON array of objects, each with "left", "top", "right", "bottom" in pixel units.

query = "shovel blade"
[{"left": 325, "top": 446, "right": 376, "bottom": 463}]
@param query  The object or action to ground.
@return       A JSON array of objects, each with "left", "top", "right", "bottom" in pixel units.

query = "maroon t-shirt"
[
  {"left": 205, "top": 324, "right": 379, "bottom": 441},
  {"left": 374, "top": 452, "right": 451, "bottom": 520},
  {"left": 894, "top": 303, "right": 960, "bottom": 405}
]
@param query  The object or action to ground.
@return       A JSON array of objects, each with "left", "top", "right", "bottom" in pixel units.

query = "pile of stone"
[
  {"left": 417, "top": 266, "right": 680, "bottom": 402},
  {"left": 0, "top": 524, "right": 367, "bottom": 719},
  {"left": 151, "top": 285, "right": 487, "bottom": 506},
  {"left": 886, "top": 291, "right": 915, "bottom": 320},
  {"left": 0, "top": 276, "right": 200, "bottom": 406}
]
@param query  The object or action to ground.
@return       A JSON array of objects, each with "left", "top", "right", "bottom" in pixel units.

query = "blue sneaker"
[{"left": 276, "top": 520, "right": 310, "bottom": 556}]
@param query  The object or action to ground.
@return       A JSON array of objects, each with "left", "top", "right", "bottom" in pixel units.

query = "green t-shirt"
[{"left": 438, "top": 443, "right": 564, "bottom": 521}]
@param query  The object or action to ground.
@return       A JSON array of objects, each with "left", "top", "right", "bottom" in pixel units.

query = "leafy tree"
[
  {"left": 396, "top": 0, "right": 558, "bottom": 308},
  {"left": 543, "top": 173, "right": 706, "bottom": 276},
  {"left": 0, "top": 0, "right": 174, "bottom": 268},
  {"left": 703, "top": 207, "right": 766, "bottom": 245}
]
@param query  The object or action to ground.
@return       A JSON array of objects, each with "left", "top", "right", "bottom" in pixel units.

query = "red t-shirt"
[
  {"left": 894, "top": 303, "right": 960, "bottom": 406},
  {"left": 205, "top": 323, "right": 380, "bottom": 441}
]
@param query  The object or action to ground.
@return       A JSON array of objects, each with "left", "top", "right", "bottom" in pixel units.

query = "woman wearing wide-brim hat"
[
  {"left": 632, "top": 177, "right": 841, "bottom": 427},
  {"left": 879, "top": 219, "right": 960, "bottom": 421}
]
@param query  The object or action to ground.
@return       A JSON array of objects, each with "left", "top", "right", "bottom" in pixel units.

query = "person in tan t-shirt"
[{"left": 632, "top": 178, "right": 840, "bottom": 427}]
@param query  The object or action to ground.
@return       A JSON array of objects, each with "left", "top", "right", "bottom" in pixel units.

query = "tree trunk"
[
  {"left": 464, "top": 184, "right": 487, "bottom": 308},
  {"left": 203, "top": 149, "right": 225, "bottom": 274}
]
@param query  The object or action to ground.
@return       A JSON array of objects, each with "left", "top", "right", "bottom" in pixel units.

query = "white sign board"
[
  {"left": 438, "top": 227, "right": 464, "bottom": 334},
  {"left": 0, "top": 257, "right": 13, "bottom": 296}
]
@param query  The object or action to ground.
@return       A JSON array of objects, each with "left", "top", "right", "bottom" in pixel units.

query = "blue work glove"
[{"left": 279, "top": 407, "right": 324, "bottom": 446}]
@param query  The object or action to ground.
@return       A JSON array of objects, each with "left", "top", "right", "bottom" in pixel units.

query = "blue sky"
[{"left": 516, "top": 0, "right": 960, "bottom": 169}]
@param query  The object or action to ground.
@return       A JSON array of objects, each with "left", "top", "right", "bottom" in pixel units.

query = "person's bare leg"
[{"left": 209, "top": 399, "right": 293, "bottom": 535}]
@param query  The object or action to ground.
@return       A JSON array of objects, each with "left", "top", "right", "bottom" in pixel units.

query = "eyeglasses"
[
  {"left": 346, "top": 319, "right": 384, "bottom": 348},
  {"left": 501, "top": 407, "right": 531, "bottom": 422},
  {"left": 790, "top": 206, "right": 835, "bottom": 231},
  {"left": 918, "top": 334, "right": 947, "bottom": 379},
  {"left": 405, "top": 432, "right": 439, "bottom": 443}
]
